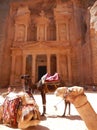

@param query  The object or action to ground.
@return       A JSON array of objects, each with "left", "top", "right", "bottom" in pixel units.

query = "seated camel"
[
  {"left": 55, "top": 86, "right": 97, "bottom": 130},
  {"left": 0, "top": 91, "right": 40, "bottom": 129}
]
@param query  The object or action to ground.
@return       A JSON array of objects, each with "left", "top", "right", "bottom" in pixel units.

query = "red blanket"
[{"left": 45, "top": 73, "right": 60, "bottom": 82}]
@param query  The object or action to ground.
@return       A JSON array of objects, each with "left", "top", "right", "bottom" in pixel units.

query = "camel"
[
  {"left": 22, "top": 73, "right": 71, "bottom": 116},
  {"left": 55, "top": 86, "right": 97, "bottom": 130},
  {"left": 54, "top": 87, "right": 71, "bottom": 116},
  {"left": 0, "top": 91, "right": 40, "bottom": 129}
]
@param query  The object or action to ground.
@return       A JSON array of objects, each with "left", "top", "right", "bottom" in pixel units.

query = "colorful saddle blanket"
[{"left": 3, "top": 93, "right": 21, "bottom": 126}]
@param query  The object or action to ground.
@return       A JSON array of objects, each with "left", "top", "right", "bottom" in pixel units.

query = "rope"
[
  {"left": 54, "top": 99, "right": 64, "bottom": 110},
  {"left": 38, "top": 98, "right": 64, "bottom": 111},
  {"left": 76, "top": 101, "right": 88, "bottom": 109}
]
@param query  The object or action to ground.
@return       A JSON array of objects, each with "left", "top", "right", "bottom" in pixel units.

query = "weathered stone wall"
[
  {"left": 0, "top": 1, "right": 10, "bottom": 87},
  {"left": 90, "top": 1, "right": 97, "bottom": 85},
  {"left": 0, "top": 0, "right": 19, "bottom": 87},
  {"left": 70, "top": 1, "right": 92, "bottom": 85}
]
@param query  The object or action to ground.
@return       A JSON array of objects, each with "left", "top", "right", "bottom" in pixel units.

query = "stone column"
[
  {"left": 67, "top": 52, "right": 72, "bottom": 84},
  {"left": 45, "top": 24, "right": 48, "bottom": 40},
  {"left": 37, "top": 26, "right": 39, "bottom": 41},
  {"left": 47, "top": 54, "right": 51, "bottom": 74},
  {"left": 25, "top": 25, "right": 28, "bottom": 41},
  {"left": 56, "top": 54, "right": 60, "bottom": 74},
  {"left": 22, "top": 54, "right": 26, "bottom": 75},
  {"left": 67, "top": 21, "right": 69, "bottom": 41},
  {"left": 14, "top": 24, "right": 17, "bottom": 41},
  {"left": 10, "top": 55, "right": 16, "bottom": 85},
  {"left": 56, "top": 23, "right": 59, "bottom": 41},
  {"left": 32, "top": 54, "right": 36, "bottom": 83}
]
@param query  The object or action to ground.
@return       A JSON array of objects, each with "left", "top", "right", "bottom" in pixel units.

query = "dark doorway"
[{"left": 38, "top": 66, "right": 47, "bottom": 80}]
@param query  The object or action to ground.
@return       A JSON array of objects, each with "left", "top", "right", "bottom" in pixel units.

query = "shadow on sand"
[
  {"left": 23, "top": 125, "right": 49, "bottom": 130},
  {"left": 42, "top": 113, "right": 82, "bottom": 121},
  {"left": 65, "top": 115, "right": 82, "bottom": 120},
  {"left": 55, "top": 115, "right": 82, "bottom": 120},
  {"left": 0, "top": 124, "right": 49, "bottom": 130}
]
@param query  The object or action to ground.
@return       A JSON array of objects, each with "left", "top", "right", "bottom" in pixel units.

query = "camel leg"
[
  {"left": 41, "top": 91, "right": 46, "bottom": 116},
  {"left": 68, "top": 102, "right": 71, "bottom": 115},
  {"left": 18, "top": 117, "right": 40, "bottom": 129},
  {"left": 62, "top": 100, "right": 67, "bottom": 116}
]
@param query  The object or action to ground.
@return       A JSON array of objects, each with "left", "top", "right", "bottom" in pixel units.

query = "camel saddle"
[
  {"left": 45, "top": 73, "right": 60, "bottom": 83},
  {"left": 3, "top": 93, "right": 22, "bottom": 127}
]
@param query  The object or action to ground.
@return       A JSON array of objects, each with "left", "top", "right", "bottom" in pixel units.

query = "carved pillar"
[
  {"left": 56, "top": 23, "right": 59, "bottom": 41},
  {"left": 67, "top": 53, "right": 72, "bottom": 84},
  {"left": 37, "top": 26, "right": 39, "bottom": 41},
  {"left": 22, "top": 54, "right": 26, "bottom": 75},
  {"left": 45, "top": 25, "right": 48, "bottom": 40},
  {"left": 14, "top": 24, "right": 17, "bottom": 41},
  {"left": 25, "top": 25, "right": 28, "bottom": 41},
  {"left": 56, "top": 54, "right": 60, "bottom": 74},
  {"left": 47, "top": 54, "right": 50, "bottom": 74},
  {"left": 32, "top": 54, "right": 36, "bottom": 83},
  {"left": 10, "top": 55, "right": 16, "bottom": 85},
  {"left": 67, "top": 20, "right": 70, "bottom": 41}
]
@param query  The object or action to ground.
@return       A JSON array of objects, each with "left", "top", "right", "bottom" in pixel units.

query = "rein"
[
  {"left": 70, "top": 93, "right": 89, "bottom": 109},
  {"left": 39, "top": 98, "right": 64, "bottom": 110},
  {"left": 54, "top": 98, "right": 64, "bottom": 110},
  {"left": 76, "top": 101, "right": 88, "bottom": 109},
  {"left": 41, "top": 99, "right": 63, "bottom": 107}
]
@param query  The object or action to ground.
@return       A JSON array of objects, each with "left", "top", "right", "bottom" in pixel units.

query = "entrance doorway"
[{"left": 38, "top": 66, "right": 47, "bottom": 80}]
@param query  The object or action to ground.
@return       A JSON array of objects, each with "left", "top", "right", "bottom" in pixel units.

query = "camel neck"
[
  {"left": 73, "top": 94, "right": 97, "bottom": 130},
  {"left": 73, "top": 94, "right": 87, "bottom": 108}
]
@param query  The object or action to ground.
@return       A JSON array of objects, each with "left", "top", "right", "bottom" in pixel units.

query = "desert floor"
[{"left": 0, "top": 88, "right": 97, "bottom": 130}]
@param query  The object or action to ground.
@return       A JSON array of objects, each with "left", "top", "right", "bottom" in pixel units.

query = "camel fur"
[{"left": 55, "top": 86, "right": 97, "bottom": 130}]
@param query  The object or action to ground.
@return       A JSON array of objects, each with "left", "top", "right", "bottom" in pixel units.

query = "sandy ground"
[{"left": 0, "top": 88, "right": 97, "bottom": 130}]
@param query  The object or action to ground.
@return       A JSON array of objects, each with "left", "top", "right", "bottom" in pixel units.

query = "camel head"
[
  {"left": 17, "top": 92, "right": 40, "bottom": 129},
  {"left": 64, "top": 86, "right": 84, "bottom": 103},
  {"left": 55, "top": 87, "right": 68, "bottom": 98},
  {"left": 55, "top": 86, "right": 84, "bottom": 103}
]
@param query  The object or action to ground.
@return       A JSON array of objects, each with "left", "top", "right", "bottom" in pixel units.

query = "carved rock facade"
[{"left": 0, "top": 0, "right": 97, "bottom": 87}]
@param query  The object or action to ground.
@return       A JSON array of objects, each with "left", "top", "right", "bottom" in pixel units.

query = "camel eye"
[{"left": 68, "top": 88, "right": 72, "bottom": 93}]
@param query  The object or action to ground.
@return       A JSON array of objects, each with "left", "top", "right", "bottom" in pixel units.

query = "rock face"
[
  {"left": 0, "top": 0, "right": 97, "bottom": 87},
  {"left": 89, "top": 1, "right": 97, "bottom": 85}
]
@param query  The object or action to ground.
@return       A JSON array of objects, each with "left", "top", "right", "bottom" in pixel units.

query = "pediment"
[
  {"left": 11, "top": 41, "right": 69, "bottom": 52},
  {"left": 22, "top": 42, "right": 57, "bottom": 50}
]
